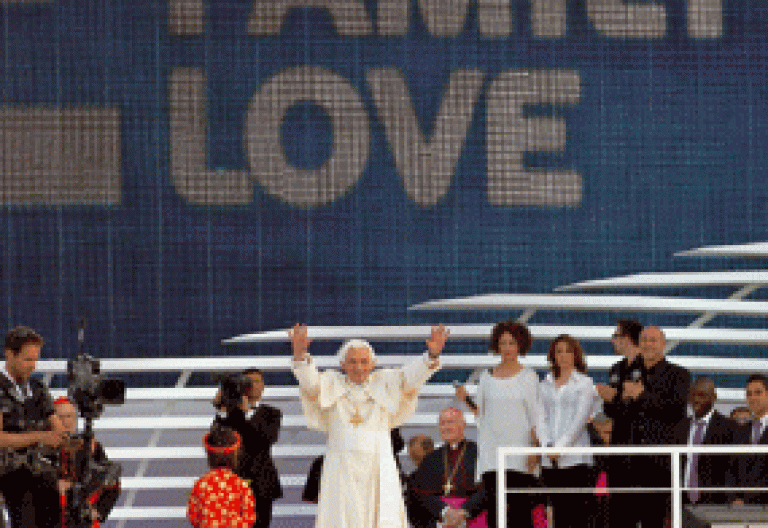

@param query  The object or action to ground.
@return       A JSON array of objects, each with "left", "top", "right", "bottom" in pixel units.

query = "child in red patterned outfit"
[{"left": 188, "top": 425, "right": 257, "bottom": 527}]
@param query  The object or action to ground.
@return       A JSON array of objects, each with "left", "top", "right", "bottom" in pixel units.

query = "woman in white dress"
[
  {"left": 538, "top": 334, "right": 599, "bottom": 528},
  {"left": 456, "top": 320, "right": 545, "bottom": 528}
]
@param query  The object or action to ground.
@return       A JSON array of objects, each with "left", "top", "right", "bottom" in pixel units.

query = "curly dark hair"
[{"left": 490, "top": 320, "right": 532, "bottom": 356}]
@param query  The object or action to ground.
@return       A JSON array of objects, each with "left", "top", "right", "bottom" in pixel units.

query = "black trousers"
[
  {"left": 481, "top": 470, "right": 539, "bottom": 528},
  {"left": 609, "top": 455, "right": 669, "bottom": 528},
  {"left": 541, "top": 464, "right": 594, "bottom": 528},
  {"left": 0, "top": 470, "right": 61, "bottom": 528},
  {"left": 253, "top": 498, "right": 273, "bottom": 528}
]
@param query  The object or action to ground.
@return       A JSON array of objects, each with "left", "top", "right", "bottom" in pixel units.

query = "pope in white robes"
[{"left": 289, "top": 323, "right": 448, "bottom": 528}]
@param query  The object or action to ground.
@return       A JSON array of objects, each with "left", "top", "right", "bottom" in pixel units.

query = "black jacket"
[
  {"left": 736, "top": 420, "right": 768, "bottom": 504},
  {"left": 302, "top": 455, "right": 323, "bottom": 503},
  {"left": 605, "top": 357, "right": 690, "bottom": 447},
  {"left": 214, "top": 403, "right": 283, "bottom": 500}
]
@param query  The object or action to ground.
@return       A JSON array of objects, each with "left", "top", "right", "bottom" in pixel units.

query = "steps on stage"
[{"left": 684, "top": 505, "right": 768, "bottom": 528}]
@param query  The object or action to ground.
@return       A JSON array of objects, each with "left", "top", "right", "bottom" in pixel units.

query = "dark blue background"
[{"left": 0, "top": 1, "right": 766, "bottom": 383}]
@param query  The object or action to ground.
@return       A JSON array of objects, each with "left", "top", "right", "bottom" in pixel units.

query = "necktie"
[
  {"left": 753, "top": 420, "right": 763, "bottom": 444},
  {"left": 687, "top": 420, "right": 706, "bottom": 503}
]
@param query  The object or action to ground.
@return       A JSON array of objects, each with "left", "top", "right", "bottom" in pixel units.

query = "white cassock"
[{"left": 292, "top": 352, "right": 440, "bottom": 528}]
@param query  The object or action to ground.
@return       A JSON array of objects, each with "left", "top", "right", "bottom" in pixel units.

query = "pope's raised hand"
[
  {"left": 289, "top": 323, "right": 311, "bottom": 361},
  {"left": 426, "top": 324, "right": 449, "bottom": 357}
]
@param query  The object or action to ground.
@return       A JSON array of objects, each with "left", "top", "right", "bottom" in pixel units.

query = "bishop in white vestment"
[{"left": 289, "top": 324, "right": 447, "bottom": 528}]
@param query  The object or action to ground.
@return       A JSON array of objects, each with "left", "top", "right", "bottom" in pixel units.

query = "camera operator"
[
  {"left": 0, "top": 326, "right": 67, "bottom": 527},
  {"left": 214, "top": 368, "right": 283, "bottom": 528},
  {"left": 54, "top": 397, "right": 120, "bottom": 527}
]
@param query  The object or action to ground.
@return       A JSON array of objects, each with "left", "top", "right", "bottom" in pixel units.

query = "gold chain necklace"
[{"left": 443, "top": 442, "right": 467, "bottom": 496}]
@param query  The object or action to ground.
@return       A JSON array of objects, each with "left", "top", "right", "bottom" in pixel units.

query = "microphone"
[
  {"left": 452, "top": 381, "right": 478, "bottom": 411},
  {"left": 78, "top": 318, "right": 86, "bottom": 347}
]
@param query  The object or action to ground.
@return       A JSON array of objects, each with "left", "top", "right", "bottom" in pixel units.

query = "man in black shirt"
[
  {"left": 0, "top": 326, "right": 67, "bottom": 527},
  {"left": 596, "top": 319, "right": 643, "bottom": 528},
  {"left": 214, "top": 368, "right": 282, "bottom": 527},
  {"left": 598, "top": 319, "right": 644, "bottom": 446},
  {"left": 625, "top": 326, "right": 691, "bottom": 528}
]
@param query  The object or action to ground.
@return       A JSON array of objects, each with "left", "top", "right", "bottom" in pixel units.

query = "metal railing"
[
  {"left": 24, "top": 353, "right": 768, "bottom": 525},
  {"left": 499, "top": 444, "right": 768, "bottom": 528}
]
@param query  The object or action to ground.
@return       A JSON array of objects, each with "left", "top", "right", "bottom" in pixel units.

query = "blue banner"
[{"left": 0, "top": 1, "right": 763, "bottom": 366}]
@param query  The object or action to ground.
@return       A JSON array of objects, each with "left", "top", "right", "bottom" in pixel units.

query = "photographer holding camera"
[
  {"left": 214, "top": 368, "right": 283, "bottom": 528},
  {"left": 0, "top": 326, "right": 67, "bottom": 527}
]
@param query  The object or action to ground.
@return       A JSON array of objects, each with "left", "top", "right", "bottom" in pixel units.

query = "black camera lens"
[{"left": 98, "top": 379, "right": 126, "bottom": 405}]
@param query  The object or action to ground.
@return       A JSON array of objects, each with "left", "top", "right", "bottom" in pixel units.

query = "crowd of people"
[
  {"left": 282, "top": 320, "right": 768, "bottom": 528},
  {"left": 0, "top": 322, "right": 766, "bottom": 528},
  {"left": 441, "top": 319, "right": 768, "bottom": 528}
]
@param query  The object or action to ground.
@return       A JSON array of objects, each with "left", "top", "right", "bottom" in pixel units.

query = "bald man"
[
  {"left": 625, "top": 327, "right": 690, "bottom": 445},
  {"left": 408, "top": 407, "right": 485, "bottom": 528},
  {"left": 618, "top": 326, "right": 690, "bottom": 528},
  {"left": 672, "top": 377, "right": 740, "bottom": 506}
]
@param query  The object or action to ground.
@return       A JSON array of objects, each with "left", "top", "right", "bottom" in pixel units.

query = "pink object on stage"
[
  {"left": 442, "top": 497, "right": 488, "bottom": 528},
  {"left": 594, "top": 470, "right": 609, "bottom": 497},
  {"left": 532, "top": 503, "right": 548, "bottom": 528}
]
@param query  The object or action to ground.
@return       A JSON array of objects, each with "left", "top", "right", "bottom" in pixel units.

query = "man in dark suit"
[
  {"left": 673, "top": 376, "right": 739, "bottom": 506},
  {"left": 734, "top": 374, "right": 768, "bottom": 506},
  {"left": 408, "top": 407, "right": 484, "bottom": 528},
  {"left": 214, "top": 368, "right": 283, "bottom": 527}
]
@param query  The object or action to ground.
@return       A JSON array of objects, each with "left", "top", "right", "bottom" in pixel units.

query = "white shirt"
[
  {"left": 684, "top": 408, "right": 714, "bottom": 489},
  {"left": 538, "top": 370, "right": 598, "bottom": 468},
  {"left": 245, "top": 399, "right": 262, "bottom": 420},
  {"left": 753, "top": 413, "right": 768, "bottom": 443},
  {"left": 474, "top": 367, "right": 545, "bottom": 476},
  {"left": 216, "top": 399, "right": 262, "bottom": 420}
]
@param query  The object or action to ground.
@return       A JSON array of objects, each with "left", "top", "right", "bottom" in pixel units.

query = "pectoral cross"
[
  {"left": 350, "top": 409, "right": 364, "bottom": 427},
  {"left": 443, "top": 480, "right": 453, "bottom": 496}
]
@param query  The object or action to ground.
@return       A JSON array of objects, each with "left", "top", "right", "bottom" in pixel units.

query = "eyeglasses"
[{"left": 611, "top": 333, "right": 626, "bottom": 340}]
